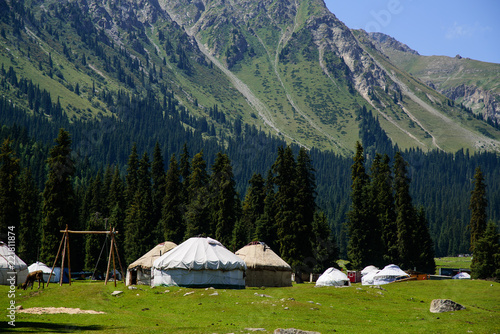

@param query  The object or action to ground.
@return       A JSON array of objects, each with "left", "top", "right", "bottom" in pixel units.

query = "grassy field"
[
  {"left": 1, "top": 278, "right": 498, "bottom": 333},
  {"left": 435, "top": 257, "right": 472, "bottom": 272}
]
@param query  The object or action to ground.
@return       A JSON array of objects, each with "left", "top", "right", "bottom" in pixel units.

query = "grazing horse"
[{"left": 18, "top": 270, "right": 44, "bottom": 290}]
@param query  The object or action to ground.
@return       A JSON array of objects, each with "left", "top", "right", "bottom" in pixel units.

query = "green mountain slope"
[
  {"left": 366, "top": 32, "right": 500, "bottom": 123},
  {"left": 1, "top": 0, "right": 499, "bottom": 155}
]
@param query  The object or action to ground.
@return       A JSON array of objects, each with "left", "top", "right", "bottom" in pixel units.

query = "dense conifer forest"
[{"left": 1, "top": 58, "right": 500, "bottom": 274}]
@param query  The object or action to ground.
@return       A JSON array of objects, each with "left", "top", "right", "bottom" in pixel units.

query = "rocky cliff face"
[{"left": 443, "top": 84, "right": 499, "bottom": 122}]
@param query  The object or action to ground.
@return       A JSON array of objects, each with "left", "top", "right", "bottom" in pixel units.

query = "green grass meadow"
[{"left": 1, "top": 278, "right": 498, "bottom": 333}]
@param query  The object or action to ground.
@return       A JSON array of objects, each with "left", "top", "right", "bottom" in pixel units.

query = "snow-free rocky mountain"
[{"left": 1, "top": 0, "right": 499, "bottom": 155}]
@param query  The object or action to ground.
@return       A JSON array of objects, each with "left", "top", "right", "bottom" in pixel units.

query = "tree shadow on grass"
[{"left": 0, "top": 322, "right": 115, "bottom": 332}]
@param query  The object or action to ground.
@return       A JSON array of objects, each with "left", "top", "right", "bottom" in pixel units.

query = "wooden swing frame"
[{"left": 47, "top": 225, "right": 125, "bottom": 287}]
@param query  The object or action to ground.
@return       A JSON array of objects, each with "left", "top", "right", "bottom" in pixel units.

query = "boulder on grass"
[
  {"left": 430, "top": 299, "right": 465, "bottom": 313},
  {"left": 274, "top": 329, "right": 321, "bottom": 334}
]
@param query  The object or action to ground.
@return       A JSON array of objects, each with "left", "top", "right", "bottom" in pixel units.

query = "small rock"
[
  {"left": 128, "top": 286, "right": 137, "bottom": 290},
  {"left": 16, "top": 305, "right": 23, "bottom": 311},
  {"left": 274, "top": 328, "right": 321, "bottom": 334},
  {"left": 141, "top": 308, "right": 149, "bottom": 311},
  {"left": 164, "top": 290, "right": 170, "bottom": 293},
  {"left": 183, "top": 291, "right": 195, "bottom": 296},
  {"left": 111, "top": 291, "right": 123, "bottom": 296},
  {"left": 209, "top": 292, "right": 219, "bottom": 296},
  {"left": 245, "top": 328, "right": 266, "bottom": 332},
  {"left": 430, "top": 299, "right": 466, "bottom": 313}
]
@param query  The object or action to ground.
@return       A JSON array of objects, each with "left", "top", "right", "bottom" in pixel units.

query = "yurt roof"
[
  {"left": 153, "top": 237, "right": 246, "bottom": 271},
  {"left": 373, "top": 264, "right": 409, "bottom": 279},
  {"left": 28, "top": 261, "right": 53, "bottom": 273},
  {"left": 315, "top": 267, "right": 349, "bottom": 286},
  {"left": 0, "top": 241, "right": 27, "bottom": 270},
  {"left": 128, "top": 241, "right": 177, "bottom": 270},
  {"left": 361, "top": 265, "right": 379, "bottom": 276},
  {"left": 235, "top": 242, "right": 291, "bottom": 271}
]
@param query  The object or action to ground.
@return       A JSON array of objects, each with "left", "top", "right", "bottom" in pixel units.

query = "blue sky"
[{"left": 323, "top": 0, "right": 500, "bottom": 64}]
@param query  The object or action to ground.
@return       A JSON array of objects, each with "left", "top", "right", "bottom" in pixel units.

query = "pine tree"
[
  {"left": 151, "top": 142, "right": 166, "bottom": 238},
  {"left": 394, "top": 152, "right": 417, "bottom": 270},
  {"left": 415, "top": 207, "right": 436, "bottom": 273},
  {"left": 161, "top": 154, "right": 184, "bottom": 243},
  {"left": 125, "top": 144, "right": 139, "bottom": 205},
  {"left": 84, "top": 175, "right": 106, "bottom": 273},
  {"left": 0, "top": 138, "right": 20, "bottom": 240},
  {"left": 311, "top": 211, "right": 339, "bottom": 273},
  {"left": 184, "top": 151, "right": 210, "bottom": 238},
  {"left": 210, "top": 152, "right": 239, "bottom": 246},
  {"left": 347, "top": 142, "right": 371, "bottom": 269},
  {"left": 40, "top": 129, "right": 75, "bottom": 265},
  {"left": 18, "top": 168, "right": 40, "bottom": 264},
  {"left": 240, "top": 173, "right": 266, "bottom": 243},
  {"left": 469, "top": 166, "right": 487, "bottom": 253},
  {"left": 273, "top": 146, "right": 300, "bottom": 269},
  {"left": 470, "top": 221, "right": 500, "bottom": 279},
  {"left": 107, "top": 166, "right": 126, "bottom": 265},
  {"left": 124, "top": 152, "right": 154, "bottom": 264},
  {"left": 254, "top": 170, "right": 277, "bottom": 250},
  {"left": 370, "top": 153, "right": 394, "bottom": 267}
]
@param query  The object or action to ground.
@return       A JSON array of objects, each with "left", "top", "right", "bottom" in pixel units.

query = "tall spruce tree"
[
  {"left": 254, "top": 170, "right": 277, "bottom": 250},
  {"left": 161, "top": 154, "right": 184, "bottom": 243},
  {"left": 184, "top": 151, "right": 210, "bottom": 238},
  {"left": 415, "top": 207, "right": 436, "bottom": 273},
  {"left": 18, "top": 168, "right": 40, "bottom": 264},
  {"left": 470, "top": 221, "right": 500, "bottom": 279},
  {"left": 311, "top": 211, "right": 339, "bottom": 273},
  {"left": 347, "top": 142, "right": 371, "bottom": 269},
  {"left": 469, "top": 166, "right": 488, "bottom": 253},
  {"left": 240, "top": 173, "right": 266, "bottom": 243},
  {"left": 370, "top": 153, "right": 394, "bottom": 267},
  {"left": 124, "top": 152, "right": 153, "bottom": 264},
  {"left": 151, "top": 142, "right": 166, "bottom": 237},
  {"left": 84, "top": 175, "right": 106, "bottom": 273},
  {"left": 394, "top": 152, "right": 418, "bottom": 270},
  {"left": 40, "top": 129, "right": 75, "bottom": 265},
  {"left": 0, "top": 138, "right": 20, "bottom": 240},
  {"left": 125, "top": 144, "right": 139, "bottom": 206},
  {"left": 107, "top": 166, "right": 126, "bottom": 265},
  {"left": 273, "top": 146, "right": 301, "bottom": 269},
  {"left": 210, "top": 152, "right": 239, "bottom": 246}
]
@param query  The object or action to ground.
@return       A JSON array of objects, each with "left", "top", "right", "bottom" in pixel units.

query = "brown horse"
[{"left": 18, "top": 270, "right": 45, "bottom": 290}]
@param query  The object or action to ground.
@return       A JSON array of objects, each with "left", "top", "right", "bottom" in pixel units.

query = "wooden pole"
[
  {"left": 59, "top": 229, "right": 68, "bottom": 286},
  {"left": 47, "top": 229, "right": 66, "bottom": 287},
  {"left": 112, "top": 229, "right": 117, "bottom": 287},
  {"left": 104, "top": 227, "right": 113, "bottom": 285},
  {"left": 66, "top": 230, "right": 72, "bottom": 286},
  {"left": 113, "top": 235, "right": 125, "bottom": 282}
]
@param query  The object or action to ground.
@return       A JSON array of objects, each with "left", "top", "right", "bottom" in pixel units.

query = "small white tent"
[
  {"left": 126, "top": 241, "right": 177, "bottom": 286},
  {"left": 361, "top": 265, "right": 379, "bottom": 277},
  {"left": 361, "top": 269, "right": 380, "bottom": 285},
  {"left": 315, "top": 267, "right": 350, "bottom": 287},
  {"left": 452, "top": 272, "right": 471, "bottom": 279},
  {"left": 153, "top": 237, "right": 246, "bottom": 289},
  {"left": 0, "top": 241, "right": 28, "bottom": 285},
  {"left": 372, "top": 264, "right": 409, "bottom": 285}
]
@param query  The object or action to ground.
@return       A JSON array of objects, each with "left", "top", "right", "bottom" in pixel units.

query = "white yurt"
[
  {"left": 0, "top": 241, "right": 28, "bottom": 285},
  {"left": 235, "top": 241, "right": 292, "bottom": 287},
  {"left": 126, "top": 241, "right": 177, "bottom": 286},
  {"left": 361, "top": 265, "right": 379, "bottom": 277},
  {"left": 152, "top": 237, "right": 246, "bottom": 289},
  {"left": 28, "top": 261, "right": 57, "bottom": 283},
  {"left": 361, "top": 269, "right": 380, "bottom": 285},
  {"left": 372, "top": 264, "right": 409, "bottom": 285},
  {"left": 452, "top": 272, "right": 471, "bottom": 279},
  {"left": 315, "top": 267, "right": 350, "bottom": 287}
]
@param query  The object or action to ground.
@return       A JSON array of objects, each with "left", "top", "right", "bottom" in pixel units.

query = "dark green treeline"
[
  {"left": 347, "top": 142, "right": 435, "bottom": 273},
  {"left": 0, "top": 127, "right": 337, "bottom": 275}
]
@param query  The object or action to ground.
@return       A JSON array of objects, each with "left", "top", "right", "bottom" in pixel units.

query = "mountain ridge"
[{"left": 1, "top": 0, "right": 499, "bottom": 155}]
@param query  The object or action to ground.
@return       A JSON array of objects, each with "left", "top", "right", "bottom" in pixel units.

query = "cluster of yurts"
[
  {"left": 124, "top": 237, "right": 411, "bottom": 288},
  {"left": 0, "top": 238, "right": 412, "bottom": 288}
]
